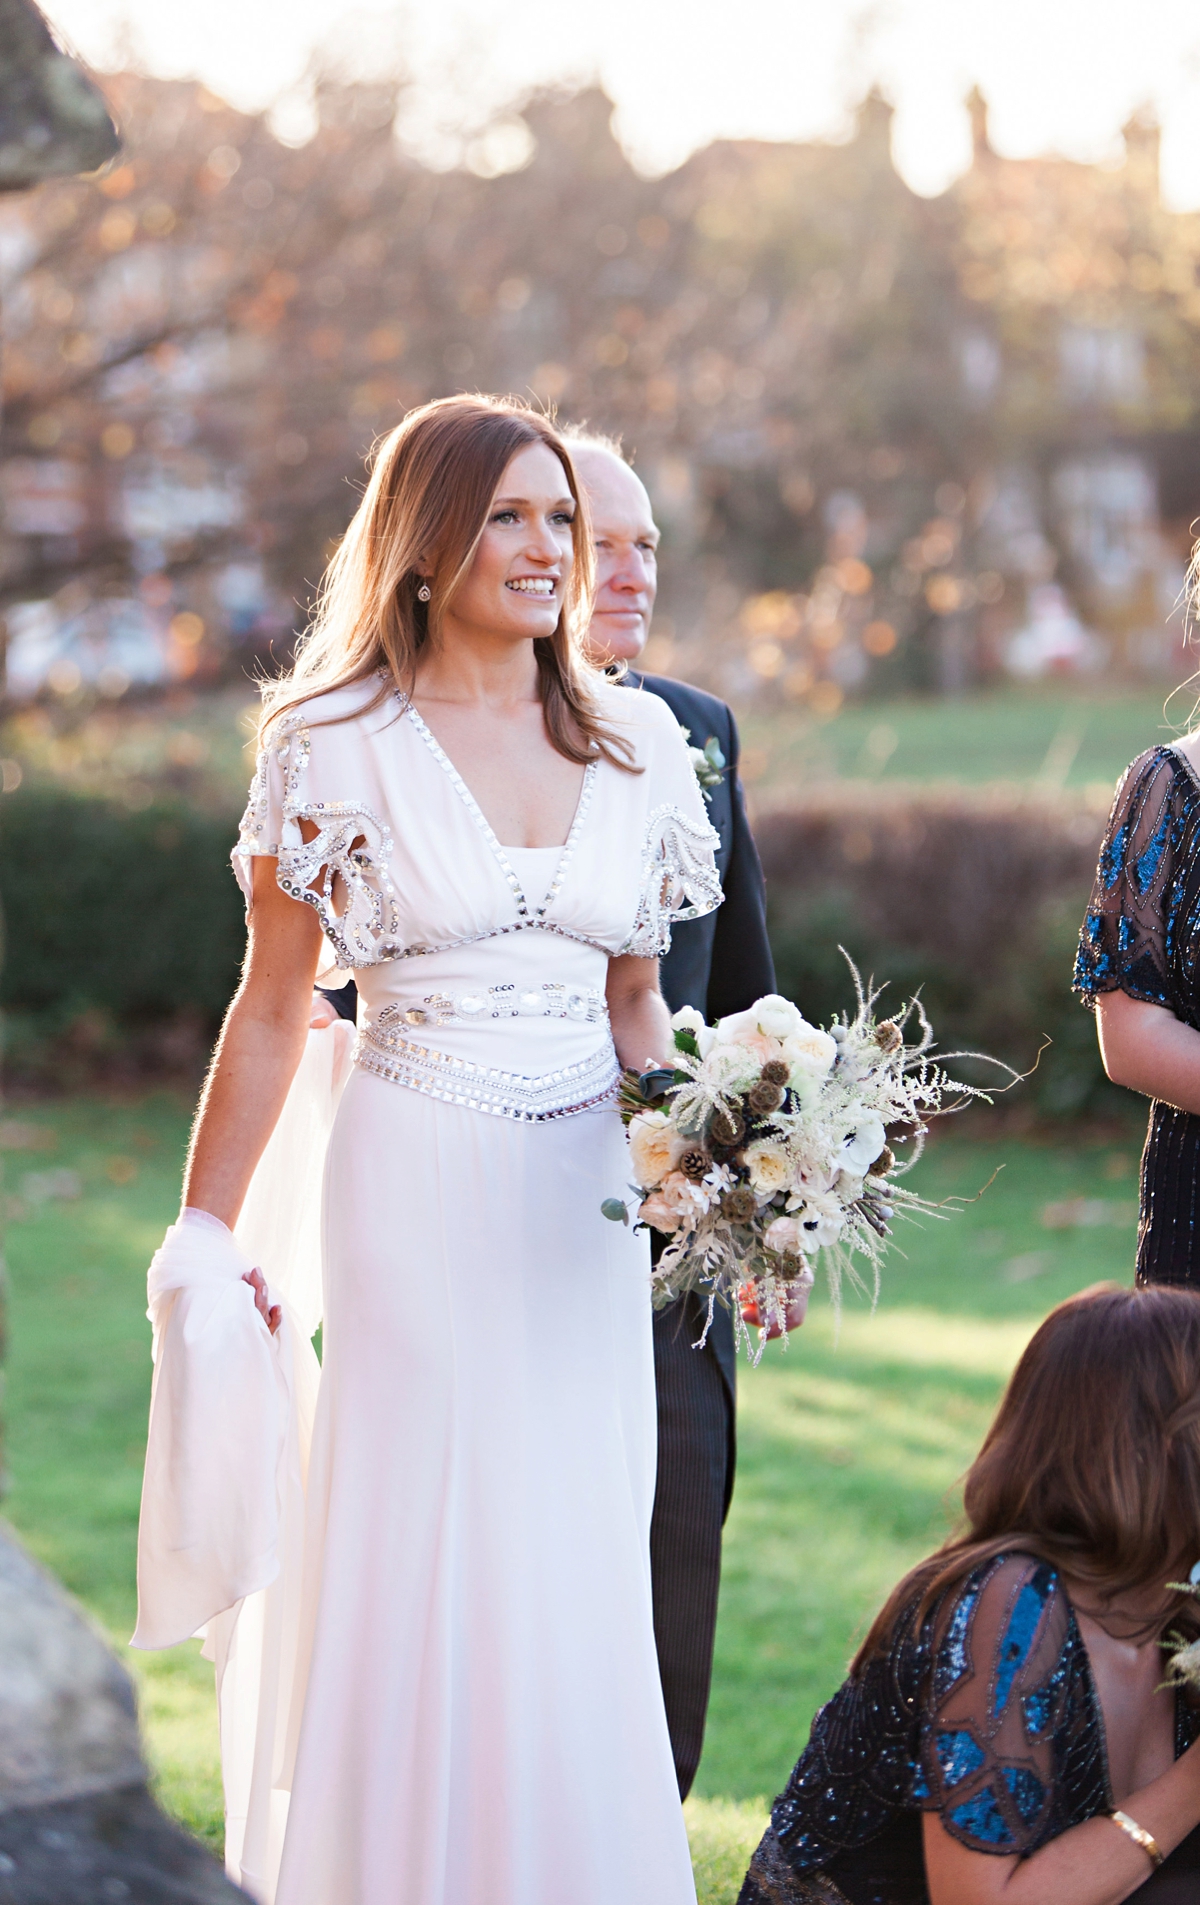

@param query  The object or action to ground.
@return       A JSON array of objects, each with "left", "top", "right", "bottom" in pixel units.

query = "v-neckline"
[{"left": 401, "top": 699, "right": 597, "bottom": 923}]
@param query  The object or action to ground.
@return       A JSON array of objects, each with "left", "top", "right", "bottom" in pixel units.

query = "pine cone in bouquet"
[{"left": 602, "top": 965, "right": 994, "bottom": 1362}]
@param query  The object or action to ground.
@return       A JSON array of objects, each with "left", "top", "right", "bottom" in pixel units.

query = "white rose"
[
  {"left": 671, "top": 1005, "right": 707, "bottom": 1038},
  {"left": 628, "top": 1110, "right": 687, "bottom": 1190},
  {"left": 744, "top": 1138, "right": 793, "bottom": 1195},
  {"left": 764, "top": 1214, "right": 804, "bottom": 1255},
  {"left": 753, "top": 994, "right": 805, "bottom": 1040},
  {"left": 781, "top": 1024, "right": 838, "bottom": 1085},
  {"left": 840, "top": 1115, "right": 887, "bottom": 1176},
  {"left": 795, "top": 1192, "right": 845, "bottom": 1250},
  {"left": 701, "top": 1044, "right": 762, "bottom": 1093},
  {"left": 713, "top": 1006, "right": 758, "bottom": 1045}
]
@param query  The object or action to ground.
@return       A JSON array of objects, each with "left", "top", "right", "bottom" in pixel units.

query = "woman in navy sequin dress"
[
  {"left": 1074, "top": 740, "right": 1200, "bottom": 1283},
  {"left": 737, "top": 1288, "right": 1200, "bottom": 1905}
]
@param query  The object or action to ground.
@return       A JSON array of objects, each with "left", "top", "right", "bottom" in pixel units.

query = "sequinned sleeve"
[
  {"left": 1074, "top": 748, "right": 1189, "bottom": 1012},
  {"left": 916, "top": 1555, "right": 1071, "bottom": 1857},
  {"left": 618, "top": 692, "right": 722, "bottom": 957}
]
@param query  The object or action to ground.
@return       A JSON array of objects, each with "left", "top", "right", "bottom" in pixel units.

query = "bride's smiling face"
[{"left": 442, "top": 441, "right": 577, "bottom": 647}]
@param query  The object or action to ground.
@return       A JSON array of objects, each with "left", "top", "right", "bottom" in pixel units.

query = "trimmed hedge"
[
  {"left": 0, "top": 781, "right": 1118, "bottom": 1113},
  {"left": 0, "top": 785, "right": 246, "bottom": 1074},
  {"left": 756, "top": 788, "right": 1112, "bottom": 1116}
]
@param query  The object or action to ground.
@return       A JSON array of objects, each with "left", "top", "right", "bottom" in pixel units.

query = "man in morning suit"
[{"left": 564, "top": 433, "right": 775, "bottom": 1798}]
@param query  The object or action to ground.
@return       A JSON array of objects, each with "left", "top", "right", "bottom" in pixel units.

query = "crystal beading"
[
  {"left": 379, "top": 982, "right": 608, "bottom": 1030},
  {"left": 236, "top": 713, "right": 402, "bottom": 969},
  {"left": 399, "top": 697, "right": 598, "bottom": 922},
  {"left": 356, "top": 1017, "right": 620, "bottom": 1121},
  {"left": 618, "top": 802, "right": 723, "bottom": 956}
]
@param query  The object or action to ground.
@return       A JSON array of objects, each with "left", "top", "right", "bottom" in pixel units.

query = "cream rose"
[
  {"left": 780, "top": 1023, "right": 838, "bottom": 1085},
  {"left": 639, "top": 1171, "right": 705, "bottom": 1235},
  {"left": 744, "top": 1138, "right": 793, "bottom": 1195},
  {"left": 628, "top": 1110, "right": 688, "bottom": 1190}
]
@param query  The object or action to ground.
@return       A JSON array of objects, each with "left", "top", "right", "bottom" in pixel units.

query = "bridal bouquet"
[{"left": 602, "top": 967, "right": 985, "bottom": 1360}]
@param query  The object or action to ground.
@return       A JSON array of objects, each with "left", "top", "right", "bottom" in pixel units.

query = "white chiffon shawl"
[{"left": 132, "top": 1018, "right": 355, "bottom": 1899}]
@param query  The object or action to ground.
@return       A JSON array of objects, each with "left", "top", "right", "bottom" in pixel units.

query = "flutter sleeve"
[
  {"left": 916, "top": 1555, "right": 1072, "bottom": 1857},
  {"left": 1074, "top": 747, "right": 1188, "bottom": 1012},
  {"left": 232, "top": 703, "right": 401, "bottom": 974},
  {"left": 619, "top": 692, "right": 723, "bottom": 957}
]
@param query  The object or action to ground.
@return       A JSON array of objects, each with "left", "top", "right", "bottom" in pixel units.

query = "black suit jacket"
[
  {"left": 629, "top": 672, "right": 776, "bottom": 1401},
  {"left": 629, "top": 673, "right": 774, "bottom": 1023}
]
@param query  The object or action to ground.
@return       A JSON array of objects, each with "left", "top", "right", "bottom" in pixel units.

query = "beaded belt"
[
  {"left": 377, "top": 983, "right": 608, "bottom": 1030},
  {"left": 355, "top": 1015, "right": 620, "bottom": 1122}
]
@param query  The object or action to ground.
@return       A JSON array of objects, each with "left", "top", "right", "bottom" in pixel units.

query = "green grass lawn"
[
  {"left": 1, "top": 1095, "right": 1144, "bottom": 1898},
  {"left": 739, "top": 682, "right": 1180, "bottom": 802}
]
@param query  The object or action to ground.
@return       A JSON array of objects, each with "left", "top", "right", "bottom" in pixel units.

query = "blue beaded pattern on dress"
[
  {"left": 1074, "top": 745, "right": 1200, "bottom": 1014},
  {"left": 736, "top": 1552, "right": 1200, "bottom": 1905},
  {"left": 1073, "top": 745, "right": 1200, "bottom": 1285}
]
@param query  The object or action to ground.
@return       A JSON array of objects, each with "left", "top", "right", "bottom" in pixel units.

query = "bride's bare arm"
[
  {"left": 606, "top": 954, "right": 673, "bottom": 1072},
  {"left": 182, "top": 858, "right": 324, "bottom": 1228}
]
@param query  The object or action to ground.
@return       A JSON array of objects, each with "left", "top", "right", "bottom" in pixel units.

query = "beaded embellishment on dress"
[
  {"left": 378, "top": 984, "right": 608, "bottom": 1029},
  {"left": 619, "top": 802, "right": 723, "bottom": 957},
  {"left": 236, "top": 713, "right": 403, "bottom": 969},
  {"left": 356, "top": 1015, "right": 620, "bottom": 1121}
]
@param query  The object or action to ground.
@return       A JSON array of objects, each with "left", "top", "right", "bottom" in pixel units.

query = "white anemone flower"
[
  {"left": 840, "top": 1115, "right": 888, "bottom": 1175},
  {"left": 794, "top": 1192, "right": 845, "bottom": 1250}
]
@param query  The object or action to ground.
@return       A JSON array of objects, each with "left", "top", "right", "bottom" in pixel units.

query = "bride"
[{"left": 132, "top": 395, "right": 722, "bottom": 1905}]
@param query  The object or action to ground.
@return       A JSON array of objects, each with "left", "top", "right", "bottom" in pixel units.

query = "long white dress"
[{"left": 135, "top": 675, "right": 721, "bottom": 1905}]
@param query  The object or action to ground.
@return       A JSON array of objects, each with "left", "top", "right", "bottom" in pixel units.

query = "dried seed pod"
[
  {"left": 874, "top": 1020, "right": 903, "bottom": 1054},
  {"left": 760, "top": 1059, "right": 789, "bottom": 1088},
  {"left": 721, "top": 1186, "right": 758, "bottom": 1223},
  {"left": 748, "top": 1081, "right": 784, "bottom": 1115},
  {"left": 868, "top": 1145, "right": 895, "bottom": 1177},
  {"left": 710, "top": 1107, "right": 745, "bottom": 1148},
  {"left": 679, "top": 1148, "right": 711, "bottom": 1182}
]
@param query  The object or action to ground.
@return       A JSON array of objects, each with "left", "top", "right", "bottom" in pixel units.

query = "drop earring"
[
  {"left": 417, "top": 582, "right": 431, "bottom": 603},
  {"left": 1189, "top": 1560, "right": 1200, "bottom": 1587}
]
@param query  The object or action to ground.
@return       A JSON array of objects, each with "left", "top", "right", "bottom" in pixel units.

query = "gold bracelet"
[{"left": 1109, "top": 1809, "right": 1164, "bottom": 1869}]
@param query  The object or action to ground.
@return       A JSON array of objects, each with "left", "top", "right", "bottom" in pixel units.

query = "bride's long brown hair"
[
  {"left": 854, "top": 1284, "right": 1200, "bottom": 1669},
  {"left": 260, "top": 393, "right": 634, "bottom": 768}
]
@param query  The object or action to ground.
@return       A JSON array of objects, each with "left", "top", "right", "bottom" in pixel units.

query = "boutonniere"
[{"left": 679, "top": 724, "right": 726, "bottom": 802}]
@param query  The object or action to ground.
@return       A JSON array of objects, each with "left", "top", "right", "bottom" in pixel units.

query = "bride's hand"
[
  {"left": 740, "top": 1284, "right": 810, "bottom": 1339},
  {"left": 243, "top": 1268, "right": 282, "bottom": 1336},
  {"left": 310, "top": 990, "right": 339, "bottom": 1029}
]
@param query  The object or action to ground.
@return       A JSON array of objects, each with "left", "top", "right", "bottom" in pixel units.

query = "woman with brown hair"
[
  {"left": 132, "top": 396, "right": 720, "bottom": 1904},
  {"left": 738, "top": 1285, "right": 1200, "bottom": 1904}
]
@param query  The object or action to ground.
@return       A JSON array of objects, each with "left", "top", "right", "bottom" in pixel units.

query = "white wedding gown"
[{"left": 134, "top": 676, "right": 720, "bottom": 1905}]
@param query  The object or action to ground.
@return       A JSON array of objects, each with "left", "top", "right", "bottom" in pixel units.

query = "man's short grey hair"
[{"left": 558, "top": 423, "right": 630, "bottom": 464}]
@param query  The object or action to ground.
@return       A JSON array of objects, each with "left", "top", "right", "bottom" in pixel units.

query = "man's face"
[{"left": 573, "top": 447, "right": 659, "bottom": 664}]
